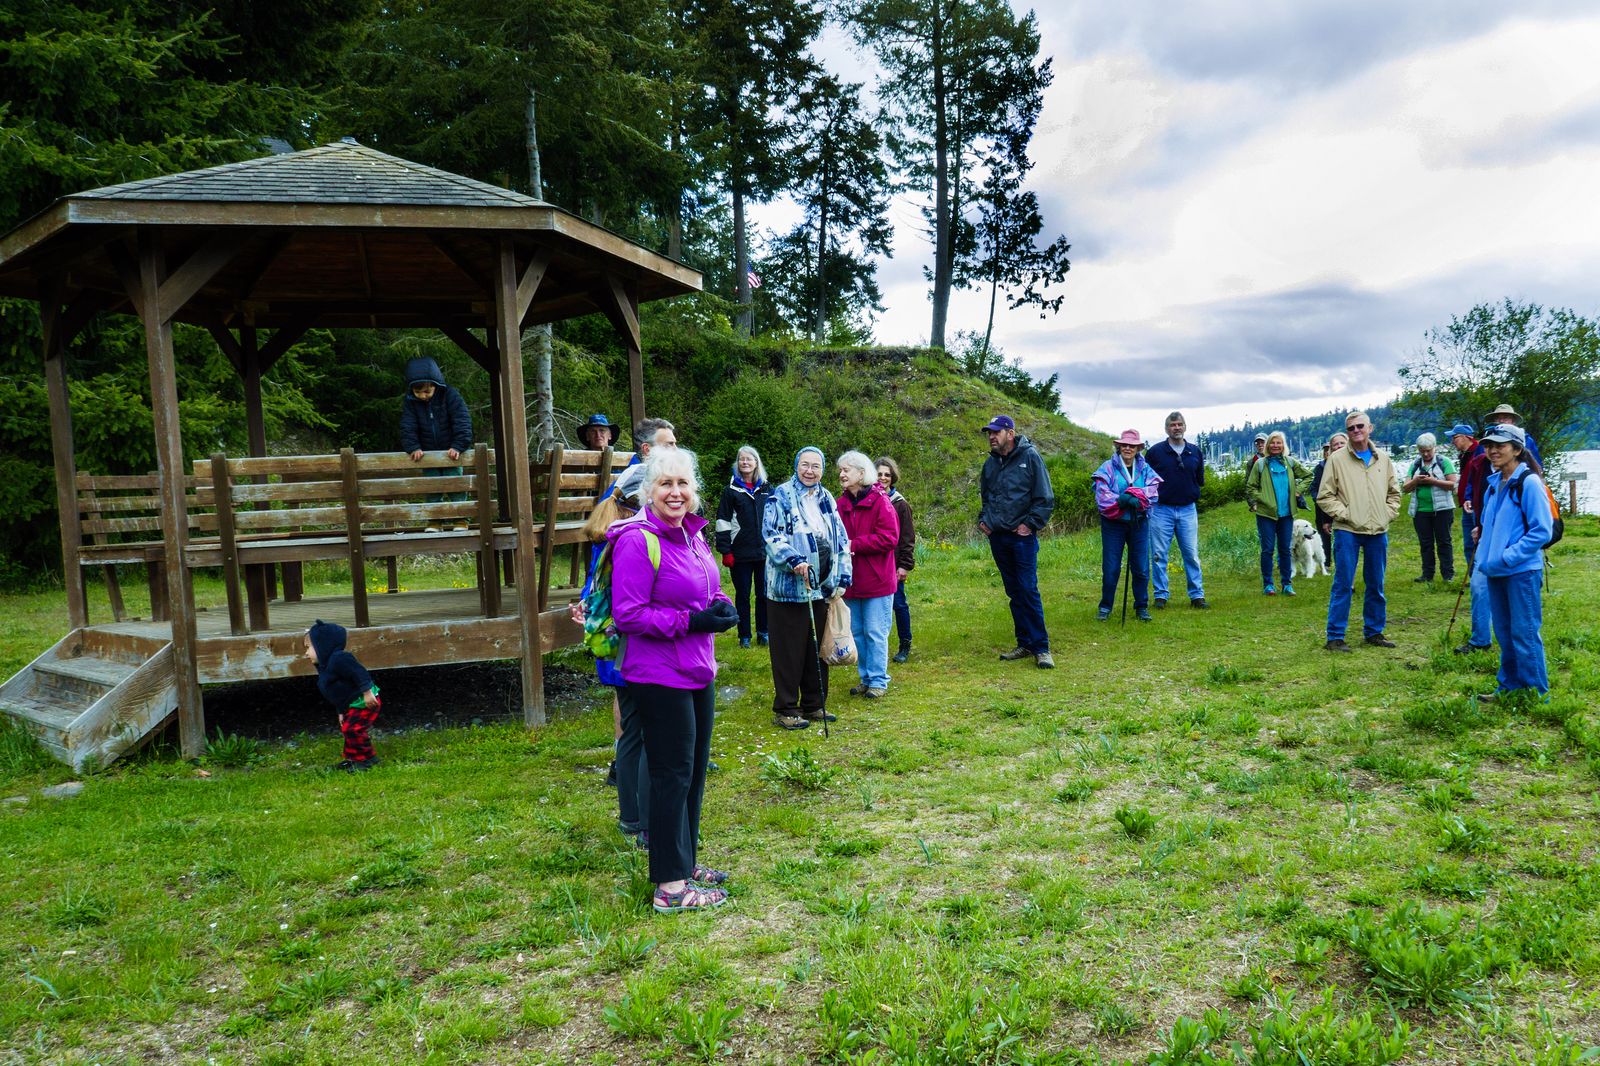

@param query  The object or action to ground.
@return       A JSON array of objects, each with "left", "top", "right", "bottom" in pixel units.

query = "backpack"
[
  {"left": 581, "top": 528, "right": 660, "bottom": 659},
  {"left": 1500, "top": 469, "right": 1564, "bottom": 548}
]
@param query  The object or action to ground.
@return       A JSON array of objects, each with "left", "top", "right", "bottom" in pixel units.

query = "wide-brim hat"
[
  {"left": 1114, "top": 429, "right": 1144, "bottom": 448},
  {"left": 1484, "top": 403, "right": 1522, "bottom": 423},
  {"left": 579, "top": 414, "right": 617, "bottom": 442}
]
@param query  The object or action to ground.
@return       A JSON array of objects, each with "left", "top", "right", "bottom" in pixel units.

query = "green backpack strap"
[{"left": 641, "top": 529, "right": 661, "bottom": 572}]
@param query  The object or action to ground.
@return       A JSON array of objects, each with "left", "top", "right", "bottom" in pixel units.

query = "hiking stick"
[
  {"left": 805, "top": 575, "right": 829, "bottom": 739},
  {"left": 1119, "top": 540, "right": 1132, "bottom": 626},
  {"left": 1445, "top": 568, "right": 1469, "bottom": 644}
]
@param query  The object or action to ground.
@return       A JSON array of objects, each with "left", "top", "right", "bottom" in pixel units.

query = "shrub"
[{"left": 760, "top": 747, "right": 836, "bottom": 792}]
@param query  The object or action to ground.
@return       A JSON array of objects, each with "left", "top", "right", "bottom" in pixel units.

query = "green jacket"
[{"left": 1244, "top": 454, "right": 1313, "bottom": 520}]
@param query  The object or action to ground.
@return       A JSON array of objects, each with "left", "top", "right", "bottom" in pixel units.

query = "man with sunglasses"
[{"left": 1315, "top": 411, "right": 1401, "bottom": 652}]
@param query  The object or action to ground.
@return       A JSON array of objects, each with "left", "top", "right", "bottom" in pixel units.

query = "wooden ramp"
[{"left": 0, "top": 629, "right": 176, "bottom": 772}]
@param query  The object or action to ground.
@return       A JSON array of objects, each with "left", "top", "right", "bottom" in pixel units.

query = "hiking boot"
[
  {"left": 864, "top": 687, "right": 887, "bottom": 699},
  {"left": 1364, "top": 635, "right": 1396, "bottom": 648},
  {"left": 756, "top": 632, "right": 769, "bottom": 646},
  {"left": 774, "top": 714, "right": 810, "bottom": 731},
  {"left": 739, "top": 637, "right": 751, "bottom": 649},
  {"left": 605, "top": 760, "right": 618, "bottom": 788},
  {"left": 1190, "top": 598, "right": 1210, "bottom": 609},
  {"left": 1097, "top": 608, "right": 1111, "bottom": 621},
  {"left": 1154, "top": 597, "right": 1168, "bottom": 609},
  {"left": 1324, "top": 639, "right": 1352, "bottom": 653},
  {"left": 892, "top": 647, "right": 910, "bottom": 664},
  {"left": 1035, "top": 651, "right": 1055, "bottom": 669},
  {"left": 1454, "top": 643, "right": 1491, "bottom": 655},
  {"left": 1413, "top": 576, "right": 1430, "bottom": 583},
  {"left": 998, "top": 646, "right": 1032, "bottom": 661},
  {"left": 849, "top": 683, "right": 869, "bottom": 696},
  {"left": 1136, "top": 607, "right": 1152, "bottom": 622},
  {"left": 803, "top": 709, "right": 838, "bottom": 722}
]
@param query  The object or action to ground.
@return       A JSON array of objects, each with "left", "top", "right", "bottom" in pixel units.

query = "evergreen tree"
[{"left": 843, "top": 0, "right": 1056, "bottom": 350}]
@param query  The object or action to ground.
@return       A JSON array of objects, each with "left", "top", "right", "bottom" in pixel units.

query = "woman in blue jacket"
[{"left": 1475, "top": 423, "right": 1552, "bottom": 698}]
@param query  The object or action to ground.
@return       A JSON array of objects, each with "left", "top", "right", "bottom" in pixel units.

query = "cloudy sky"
[{"left": 780, "top": 1, "right": 1600, "bottom": 437}]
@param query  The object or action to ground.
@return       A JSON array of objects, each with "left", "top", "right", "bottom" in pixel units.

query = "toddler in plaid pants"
[{"left": 306, "top": 620, "right": 381, "bottom": 771}]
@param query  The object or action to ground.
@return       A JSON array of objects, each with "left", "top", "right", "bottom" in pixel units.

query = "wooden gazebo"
[{"left": 0, "top": 140, "right": 700, "bottom": 768}]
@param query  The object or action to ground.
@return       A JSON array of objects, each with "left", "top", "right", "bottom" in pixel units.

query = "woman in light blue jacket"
[
  {"left": 762, "top": 447, "right": 852, "bottom": 730},
  {"left": 1475, "top": 423, "right": 1553, "bottom": 697}
]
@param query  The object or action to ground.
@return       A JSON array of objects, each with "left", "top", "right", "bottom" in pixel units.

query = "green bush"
[{"left": 1199, "top": 468, "right": 1249, "bottom": 511}]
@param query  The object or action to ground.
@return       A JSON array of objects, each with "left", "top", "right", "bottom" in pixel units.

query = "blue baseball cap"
[
  {"left": 982, "top": 415, "right": 1015, "bottom": 432},
  {"left": 1448, "top": 423, "right": 1476, "bottom": 439}
]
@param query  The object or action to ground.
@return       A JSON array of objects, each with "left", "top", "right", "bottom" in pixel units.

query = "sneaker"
[
  {"left": 1454, "top": 643, "right": 1491, "bottom": 655},
  {"left": 1282, "top": 584, "right": 1295, "bottom": 597},
  {"left": 1363, "top": 635, "right": 1396, "bottom": 648},
  {"left": 653, "top": 883, "right": 728, "bottom": 913},
  {"left": 605, "top": 760, "right": 617, "bottom": 788},
  {"left": 1035, "top": 652, "right": 1055, "bottom": 669},
  {"left": 1475, "top": 691, "right": 1499, "bottom": 704},
  {"left": 330, "top": 759, "right": 355, "bottom": 772},
  {"left": 892, "top": 647, "right": 910, "bottom": 664},
  {"left": 803, "top": 708, "right": 838, "bottom": 722},
  {"left": 1097, "top": 608, "right": 1111, "bottom": 621},
  {"left": 998, "top": 646, "right": 1032, "bottom": 661},
  {"left": 424, "top": 527, "right": 440, "bottom": 533},
  {"left": 1154, "top": 597, "right": 1168, "bottom": 609},
  {"left": 1136, "top": 607, "right": 1152, "bottom": 622},
  {"left": 739, "top": 637, "right": 751, "bottom": 649},
  {"left": 864, "top": 687, "right": 887, "bottom": 699},
  {"left": 1413, "top": 576, "right": 1430, "bottom": 583},
  {"left": 335, "top": 757, "right": 377, "bottom": 772},
  {"left": 1190, "top": 598, "right": 1210, "bottom": 609},
  {"left": 756, "top": 633, "right": 769, "bottom": 646},
  {"left": 849, "top": 683, "right": 869, "bottom": 696},
  {"left": 1324, "top": 639, "right": 1352, "bottom": 653},
  {"left": 1264, "top": 584, "right": 1277, "bottom": 596},
  {"left": 774, "top": 714, "right": 810, "bottom": 731}
]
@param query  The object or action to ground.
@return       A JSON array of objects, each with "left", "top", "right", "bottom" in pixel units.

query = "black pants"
[
  {"left": 634, "top": 681, "right": 714, "bottom": 884},
  {"left": 1314, "top": 508, "right": 1334, "bottom": 577},
  {"left": 729, "top": 559, "right": 768, "bottom": 641},
  {"left": 768, "top": 599, "right": 830, "bottom": 714},
  {"left": 1412, "top": 510, "right": 1456, "bottom": 581}
]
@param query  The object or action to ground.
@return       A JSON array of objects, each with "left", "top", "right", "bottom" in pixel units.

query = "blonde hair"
[
  {"left": 641, "top": 447, "right": 702, "bottom": 514},
  {"left": 1266, "top": 431, "right": 1289, "bottom": 454},
  {"left": 837, "top": 450, "right": 875, "bottom": 486},
  {"left": 735, "top": 445, "right": 768, "bottom": 484},
  {"left": 583, "top": 492, "right": 636, "bottom": 543}
]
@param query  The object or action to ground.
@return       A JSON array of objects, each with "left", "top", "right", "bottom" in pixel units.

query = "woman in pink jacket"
[
  {"left": 609, "top": 448, "right": 738, "bottom": 913},
  {"left": 836, "top": 450, "right": 901, "bottom": 699}
]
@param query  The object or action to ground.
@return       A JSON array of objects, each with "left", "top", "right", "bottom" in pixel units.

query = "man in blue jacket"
[
  {"left": 1475, "top": 423, "right": 1552, "bottom": 699},
  {"left": 978, "top": 415, "right": 1056, "bottom": 669},
  {"left": 1142, "top": 411, "right": 1208, "bottom": 609}
]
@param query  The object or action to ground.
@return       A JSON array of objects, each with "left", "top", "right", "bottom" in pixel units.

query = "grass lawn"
[{"left": 2, "top": 508, "right": 1599, "bottom": 1065}]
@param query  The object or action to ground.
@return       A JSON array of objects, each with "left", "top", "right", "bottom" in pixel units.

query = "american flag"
[{"left": 746, "top": 271, "right": 762, "bottom": 289}]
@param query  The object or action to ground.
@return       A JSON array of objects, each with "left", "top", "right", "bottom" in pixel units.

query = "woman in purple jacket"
[{"left": 609, "top": 448, "right": 739, "bottom": 913}]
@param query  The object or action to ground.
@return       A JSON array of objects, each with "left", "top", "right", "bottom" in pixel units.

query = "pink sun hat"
[{"left": 1113, "top": 429, "right": 1144, "bottom": 448}]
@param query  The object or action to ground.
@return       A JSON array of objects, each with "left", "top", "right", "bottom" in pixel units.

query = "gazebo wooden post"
[
  {"left": 40, "top": 283, "right": 87, "bottom": 630},
  {"left": 485, "top": 310, "right": 514, "bottom": 587},
  {"left": 137, "top": 234, "right": 205, "bottom": 757},
  {"left": 496, "top": 240, "right": 546, "bottom": 726},
  {"left": 240, "top": 325, "right": 275, "bottom": 625}
]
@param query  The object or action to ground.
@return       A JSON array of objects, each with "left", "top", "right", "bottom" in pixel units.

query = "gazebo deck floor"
[{"left": 85, "top": 585, "right": 582, "bottom": 685}]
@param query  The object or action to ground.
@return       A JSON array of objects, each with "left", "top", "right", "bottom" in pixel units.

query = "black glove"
[{"left": 687, "top": 601, "right": 738, "bottom": 633}]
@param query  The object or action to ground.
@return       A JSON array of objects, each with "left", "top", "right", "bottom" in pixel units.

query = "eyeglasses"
[{"left": 1347, "top": 422, "right": 1368, "bottom": 429}]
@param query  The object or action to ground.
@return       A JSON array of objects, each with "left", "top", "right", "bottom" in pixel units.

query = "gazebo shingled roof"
[{"left": 0, "top": 140, "right": 701, "bottom": 753}]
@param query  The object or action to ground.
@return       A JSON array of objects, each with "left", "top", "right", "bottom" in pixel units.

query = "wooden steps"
[{"left": 0, "top": 629, "right": 177, "bottom": 771}]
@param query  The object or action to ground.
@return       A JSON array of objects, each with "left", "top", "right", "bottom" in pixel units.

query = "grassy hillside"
[{"left": 637, "top": 346, "right": 1113, "bottom": 541}]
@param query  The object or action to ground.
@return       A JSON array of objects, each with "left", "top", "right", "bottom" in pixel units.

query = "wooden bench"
[
  {"left": 75, "top": 472, "right": 215, "bottom": 623},
  {"left": 530, "top": 446, "right": 637, "bottom": 609}
]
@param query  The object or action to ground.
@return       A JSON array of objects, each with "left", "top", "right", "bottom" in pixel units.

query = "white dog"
[{"left": 1292, "top": 518, "right": 1329, "bottom": 578}]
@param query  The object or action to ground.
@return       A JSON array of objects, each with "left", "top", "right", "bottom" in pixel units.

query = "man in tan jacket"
[{"left": 1315, "top": 410, "right": 1402, "bottom": 652}]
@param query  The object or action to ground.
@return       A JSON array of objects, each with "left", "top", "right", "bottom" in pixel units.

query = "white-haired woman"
[
  {"left": 608, "top": 448, "right": 738, "bottom": 913},
  {"left": 1245, "top": 431, "right": 1313, "bottom": 595},
  {"left": 1402, "top": 431, "right": 1458, "bottom": 583},
  {"left": 836, "top": 450, "right": 900, "bottom": 698},
  {"left": 714, "top": 445, "right": 774, "bottom": 648}
]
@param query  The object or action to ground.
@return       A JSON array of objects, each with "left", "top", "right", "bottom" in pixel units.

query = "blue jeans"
[
  {"left": 1149, "top": 503, "right": 1204, "bottom": 601},
  {"left": 1326, "top": 530, "right": 1388, "bottom": 640},
  {"left": 1468, "top": 564, "right": 1494, "bottom": 648},
  {"left": 1460, "top": 509, "right": 1477, "bottom": 572},
  {"left": 1487, "top": 569, "right": 1547, "bottom": 693},
  {"left": 425, "top": 464, "right": 467, "bottom": 503},
  {"left": 1255, "top": 514, "right": 1294, "bottom": 587},
  {"left": 848, "top": 595, "right": 893, "bottom": 688},
  {"left": 893, "top": 579, "right": 911, "bottom": 650},
  {"left": 614, "top": 686, "right": 650, "bottom": 833},
  {"left": 989, "top": 531, "right": 1049, "bottom": 653},
  {"left": 1100, "top": 516, "right": 1149, "bottom": 612}
]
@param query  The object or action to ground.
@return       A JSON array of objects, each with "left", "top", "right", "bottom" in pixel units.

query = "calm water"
[{"left": 1555, "top": 449, "right": 1600, "bottom": 514}]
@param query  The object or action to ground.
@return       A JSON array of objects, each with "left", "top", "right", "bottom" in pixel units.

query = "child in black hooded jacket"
[{"left": 306, "top": 620, "right": 381, "bottom": 771}]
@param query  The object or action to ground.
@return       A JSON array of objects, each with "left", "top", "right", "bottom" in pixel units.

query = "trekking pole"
[
  {"left": 805, "top": 574, "right": 829, "bottom": 739},
  {"left": 1445, "top": 567, "right": 1469, "bottom": 644}
]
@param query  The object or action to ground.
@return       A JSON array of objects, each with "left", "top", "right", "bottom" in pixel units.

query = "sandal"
[
  {"left": 691, "top": 864, "right": 728, "bottom": 885},
  {"left": 653, "top": 883, "right": 728, "bottom": 913}
]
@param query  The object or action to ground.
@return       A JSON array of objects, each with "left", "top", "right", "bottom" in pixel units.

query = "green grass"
[{"left": 1, "top": 511, "right": 1599, "bottom": 1063}]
